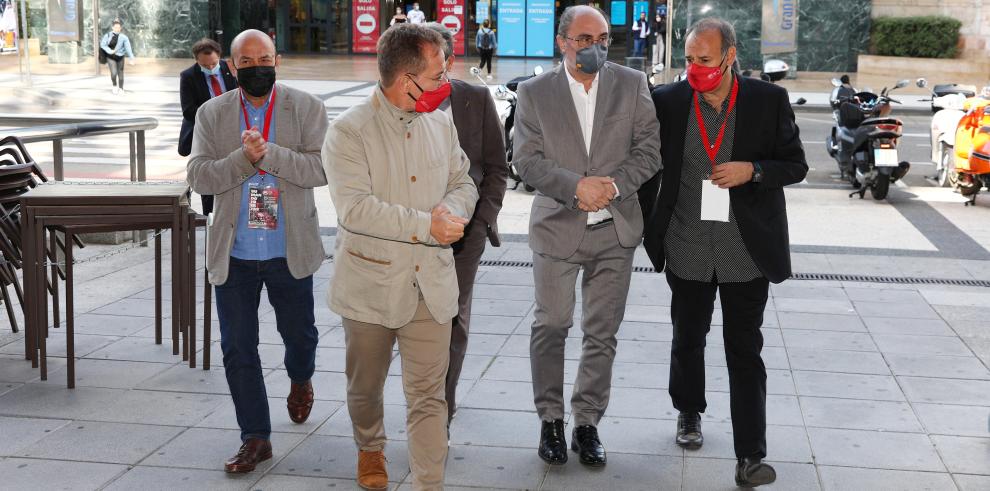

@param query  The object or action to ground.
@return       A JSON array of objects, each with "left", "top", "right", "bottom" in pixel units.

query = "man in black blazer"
[
  {"left": 178, "top": 38, "right": 238, "bottom": 214},
  {"left": 425, "top": 23, "right": 508, "bottom": 426},
  {"left": 640, "top": 17, "right": 806, "bottom": 488}
]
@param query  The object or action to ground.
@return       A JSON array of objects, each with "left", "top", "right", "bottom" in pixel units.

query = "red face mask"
[
  {"left": 686, "top": 55, "right": 727, "bottom": 93},
  {"left": 407, "top": 76, "right": 451, "bottom": 113}
]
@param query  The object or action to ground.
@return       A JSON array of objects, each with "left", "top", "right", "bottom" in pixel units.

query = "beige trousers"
[{"left": 343, "top": 299, "right": 451, "bottom": 491}]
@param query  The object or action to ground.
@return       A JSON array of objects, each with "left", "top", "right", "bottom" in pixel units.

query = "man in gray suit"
[
  {"left": 513, "top": 5, "right": 661, "bottom": 467},
  {"left": 187, "top": 29, "right": 328, "bottom": 474}
]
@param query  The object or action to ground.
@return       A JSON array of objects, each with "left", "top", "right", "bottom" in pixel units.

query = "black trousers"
[
  {"left": 666, "top": 270, "right": 769, "bottom": 460},
  {"left": 478, "top": 48, "right": 494, "bottom": 74},
  {"left": 107, "top": 58, "right": 125, "bottom": 89}
]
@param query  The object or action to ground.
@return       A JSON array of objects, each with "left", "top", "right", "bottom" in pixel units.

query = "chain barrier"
[
  {"left": 36, "top": 228, "right": 170, "bottom": 268},
  {"left": 41, "top": 180, "right": 188, "bottom": 186}
]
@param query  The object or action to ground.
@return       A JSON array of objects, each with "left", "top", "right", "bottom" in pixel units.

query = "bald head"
[
  {"left": 230, "top": 29, "right": 276, "bottom": 67},
  {"left": 557, "top": 5, "right": 609, "bottom": 38}
]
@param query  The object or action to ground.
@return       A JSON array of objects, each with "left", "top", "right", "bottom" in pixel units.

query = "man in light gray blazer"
[
  {"left": 187, "top": 29, "right": 328, "bottom": 474},
  {"left": 513, "top": 5, "right": 661, "bottom": 467}
]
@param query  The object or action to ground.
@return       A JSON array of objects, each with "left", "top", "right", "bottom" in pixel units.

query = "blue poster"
[
  {"left": 610, "top": 1, "right": 627, "bottom": 26},
  {"left": 633, "top": 1, "right": 650, "bottom": 21},
  {"left": 476, "top": 2, "right": 489, "bottom": 23},
  {"left": 525, "top": 0, "right": 554, "bottom": 57},
  {"left": 497, "top": 0, "right": 526, "bottom": 56}
]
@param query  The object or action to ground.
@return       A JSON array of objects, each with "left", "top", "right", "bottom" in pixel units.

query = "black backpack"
[{"left": 480, "top": 29, "right": 493, "bottom": 50}]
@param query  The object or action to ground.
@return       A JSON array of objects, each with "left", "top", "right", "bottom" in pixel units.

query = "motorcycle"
[
  {"left": 946, "top": 89, "right": 990, "bottom": 205},
  {"left": 919, "top": 79, "right": 977, "bottom": 187},
  {"left": 471, "top": 65, "right": 543, "bottom": 192},
  {"left": 825, "top": 76, "right": 911, "bottom": 200}
]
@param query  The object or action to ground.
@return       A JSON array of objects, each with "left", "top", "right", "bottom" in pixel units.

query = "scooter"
[
  {"left": 471, "top": 65, "right": 543, "bottom": 192},
  {"left": 825, "top": 76, "right": 911, "bottom": 200},
  {"left": 919, "top": 79, "right": 976, "bottom": 187},
  {"left": 948, "top": 92, "right": 990, "bottom": 205},
  {"left": 743, "top": 59, "right": 806, "bottom": 106}
]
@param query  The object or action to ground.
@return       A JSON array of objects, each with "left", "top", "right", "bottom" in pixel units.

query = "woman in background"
[{"left": 100, "top": 18, "right": 135, "bottom": 94}]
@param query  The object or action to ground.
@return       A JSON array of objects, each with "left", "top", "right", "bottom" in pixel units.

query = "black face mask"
[{"left": 236, "top": 65, "right": 277, "bottom": 97}]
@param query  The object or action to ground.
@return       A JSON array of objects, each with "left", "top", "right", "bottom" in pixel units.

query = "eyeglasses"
[
  {"left": 564, "top": 34, "right": 611, "bottom": 49},
  {"left": 407, "top": 70, "right": 449, "bottom": 86}
]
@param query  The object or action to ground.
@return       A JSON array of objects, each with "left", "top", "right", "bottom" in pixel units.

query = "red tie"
[{"left": 209, "top": 75, "right": 222, "bottom": 97}]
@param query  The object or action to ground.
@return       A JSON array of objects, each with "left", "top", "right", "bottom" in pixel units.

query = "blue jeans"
[
  {"left": 215, "top": 257, "right": 318, "bottom": 441},
  {"left": 634, "top": 38, "right": 646, "bottom": 57}
]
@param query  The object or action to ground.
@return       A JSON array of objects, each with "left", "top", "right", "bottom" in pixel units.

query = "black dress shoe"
[
  {"left": 538, "top": 419, "right": 568, "bottom": 465},
  {"left": 735, "top": 457, "right": 776, "bottom": 488},
  {"left": 676, "top": 411, "right": 704, "bottom": 449},
  {"left": 570, "top": 425, "right": 607, "bottom": 467}
]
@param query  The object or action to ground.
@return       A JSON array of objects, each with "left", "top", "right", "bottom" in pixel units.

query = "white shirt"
[
  {"left": 408, "top": 9, "right": 425, "bottom": 24},
  {"left": 564, "top": 67, "right": 616, "bottom": 224}
]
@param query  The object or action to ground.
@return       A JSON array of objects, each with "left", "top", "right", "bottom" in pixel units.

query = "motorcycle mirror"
[
  {"left": 794, "top": 97, "right": 807, "bottom": 105},
  {"left": 534, "top": 65, "right": 544, "bottom": 76},
  {"left": 916, "top": 78, "right": 928, "bottom": 88},
  {"left": 895, "top": 79, "right": 910, "bottom": 89},
  {"left": 830, "top": 78, "right": 842, "bottom": 87}
]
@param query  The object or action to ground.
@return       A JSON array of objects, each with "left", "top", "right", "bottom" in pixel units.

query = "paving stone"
[
  {"left": 800, "top": 397, "right": 923, "bottom": 432},
  {"left": 0, "top": 355, "right": 66, "bottom": 383},
  {"left": 90, "top": 298, "right": 172, "bottom": 317},
  {"left": 782, "top": 330, "right": 878, "bottom": 352},
  {"left": 682, "top": 458, "right": 820, "bottom": 491},
  {"left": 16, "top": 421, "right": 183, "bottom": 464},
  {"left": 271, "top": 434, "right": 410, "bottom": 483},
  {"left": 0, "top": 383, "right": 126, "bottom": 419},
  {"left": 0, "top": 458, "right": 127, "bottom": 490},
  {"left": 317, "top": 326, "right": 346, "bottom": 347},
  {"left": 316, "top": 402, "right": 409, "bottom": 441},
  {"left": 468, "top": 314, "right": 523, "bottom": 335},
  {"left": 612, "top": 362, "right": 668, "bottom": 389},
  {"left": 929, "top": 435, "right": 990, "bottom": 475},
  {"left": 914, "top": 403, "right": 990, "bottom": 438},
  {"left": 603, "top": 386, "right": 678, "bottom": 420},
  {"left": 86, "top": 336, "right": 188, "bottom": 363},
  {"left": 447, "top": 408, "right": 538, "bottom": 448},
  {"left": 617, "top": 321, "right": 673, "bottom": 342},
  {"left": 473, "top": 284, "right": 536, "bottom": 301},
  {"left": 459, "top": 379, "right": 536, "bottom": 412},
  {"left": 956, "top": 474, "right": 990, "bottom": 491},
  {"left": 844, "top": 288, "right": 926, "bottom": 303},
  {"left": 198, "top": 397, "right": 342, "bottom": 434},
  {"left": 70, "top": 313, "right": 154, "bottom": 336},
  {"left": 442, "top": 445, "right": 547, "bottom": 489},
  {"left": 776, "top": 311, "right": 866, "bottom": 332},
  {"left": 862, "top": 317, "right": 956, "bottom": 336},
  {"left": 104, "top": 466, "right": 257, "bottom": 491},
  {"left": 687, "top": 422, "right": 813, "bottom": 463},
  {"left": 0, "top": 416, "right": 70, "bottom": 456},
  {"left": 252, "top": 474, "right": 358, "bottom": 490},
  {"left": 0, "top": 381, "right": 18, "bottom": 397},
  {"left": 0, "top": 332, "right": 120, "bottom": 359},
  {"left": 899, "top": 377, "right": 990, "bottom": 406},
  {"left": 85, "top": 389, "right": 228, "bottom": 426},
  {"left": 701, "top": 345, "right": 790, "bottom": 370},
  {"left": 142, "top": 428, "right": 305, "bottom": 471},
  {"left": 313, "top": 347, "right": 346, "bottom": 372},
  {"left": 596, "top": 416, "right": 686, "bottom": 457},
  {"left": 873, "top": 334, "right": 974, "bottom": 357},
  {"left": 615, "top": 339, "right": 670, "bottom": 364},
  {"left": 471, "top": 299, "right": 533, "bottom": 317},
  {"left": 885, "top": 353, "right": 990, "bottom": 379},
  {"left": 774, "top": 297, "right": 856, "bottom": 316},
  {"left": 792, "top": 370, "right": 905, "bottom": 401},
  {"left": 701, "top": 393, "right": 805, "bottom": 427},
  {"left": 807, "top": 427, "right": 945, "bottom": 472},
  {"left": 543, "top": 453, "right": 681, "bottom": 490},
  {"left": 137, "top": 363, "right": 253, "bottom": 395},
  {"left": 46, "top": 358, "right": 173, "bottom": 389},
  {"left": 623, "top": 304, "right": 672, "bottom": 323},
  {"left": 818, "top": 466, "right": 955, "bottom": 491},
  {"left": 770, "top": 284, "right": 847, "bottom": 299},
  {"left": 919, "top": 289, "right": 990, "bottom": 307},
  {"left": 475, "top": 269, "right": 535, "bottom": 286},
  {"left": 787, "top": 347, "right": 891, "bottom": 375},
  {"left": 854, "top": 301, "right": 940, "bottom": 319}
]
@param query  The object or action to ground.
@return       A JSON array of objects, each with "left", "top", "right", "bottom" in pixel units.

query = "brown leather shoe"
[
  {"left": 287, "top": 380, "right": 314, "bottom": 424},
  {"left": 224, "top": 438, "right": 272, "bottom": 474},
  {"left": 357, "top": 450, "right": 388, "bottom": 490}
]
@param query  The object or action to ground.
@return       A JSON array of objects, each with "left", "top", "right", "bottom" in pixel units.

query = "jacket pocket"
[{"left": 347, "top": 249, "right": 392, "bottom": 266}]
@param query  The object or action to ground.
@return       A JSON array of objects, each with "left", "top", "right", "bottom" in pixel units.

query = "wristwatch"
[{"left": 751, "top": 162, "right": 764, "bottom": 183}]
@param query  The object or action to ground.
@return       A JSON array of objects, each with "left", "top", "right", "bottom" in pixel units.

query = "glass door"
[{"left": 282, "top": 0, "right": 348, "bottom": 53}]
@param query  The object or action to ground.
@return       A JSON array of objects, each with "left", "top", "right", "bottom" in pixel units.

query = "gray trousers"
[
  {"left": 530, "top": 222, "right": 635, "bottom": 426},
  {"left": 446, "top": 218, "right": 488, "bottom": 421}
]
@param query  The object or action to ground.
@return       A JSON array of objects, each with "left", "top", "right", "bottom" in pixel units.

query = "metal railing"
[{"left": 0, "top": 116, "right": 159, "bottom": 182}]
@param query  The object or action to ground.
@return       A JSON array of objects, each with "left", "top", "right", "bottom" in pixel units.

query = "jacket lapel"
[
  {"left": 588, "top": 62, "right": 612, "bottom": 156},
  {"left": 553, "top": 65, "right": 588, "bottom": 159},
  {"left": 274, "top": 83, "right": 291, "bottom": 148},
  {"left": 731, "top": 76, "right": 755, "bottom": 161},
  {"left": 665, "top": 81, "right": 694, "bottom": 180}
]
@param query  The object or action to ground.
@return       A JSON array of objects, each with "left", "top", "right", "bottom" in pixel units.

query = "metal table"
[{"left": 19, "top": 183, "right": 193, "bottom": 387}]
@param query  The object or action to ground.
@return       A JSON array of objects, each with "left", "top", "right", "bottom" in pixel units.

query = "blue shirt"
[
  {"left": 230, "top": 90, "right": 287, "bottom": 261},
  {"left": 202, "top": 70, "right": 227, "bottom": 98}
]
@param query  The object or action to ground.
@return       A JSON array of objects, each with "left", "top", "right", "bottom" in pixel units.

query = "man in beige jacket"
[{"left": 322, "top": 24, "right": 478, "bottom": 491}]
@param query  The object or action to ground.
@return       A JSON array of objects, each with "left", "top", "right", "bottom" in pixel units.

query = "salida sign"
[
  {"left": 352, "top": 0, "right": 379, "bottom": 53},
  {"left": 438, "top": 0, "right": 466, "bottom": 56}
]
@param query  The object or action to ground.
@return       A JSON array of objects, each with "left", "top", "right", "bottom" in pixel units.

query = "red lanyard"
[
  {"left": 693, "top": 78, "right": 739, "bottom": 173},
  {"left": 240, "top": 86, "right": 276, "bottom": 174}
]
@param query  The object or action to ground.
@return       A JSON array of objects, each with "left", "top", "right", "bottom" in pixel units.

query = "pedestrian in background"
[
  {"left": 389, "top": 6, "right": 407, "bottom": 26},
  {"left": 187, "top": 29, "right": 329, "bottom": 475},
  {"left": 632, "top": 11, "right": 650, "bottom": 57},
  {"left": 424, "top": 21, "right": 508, "bottom": 432},
  {"left": 408, "top": 2, "right": 426, "bottom": 24},
  {"left": 178, "top": 37, "right": 238, "bottom": 215},
  {"left": 652, "top": 11, "right": 667, "bottom": 67},
  {"left": 476, "top": 19, "right": 497, "bottom": 80},
  {"left": 100, "top": 18, "right": 135, "bottom": 95}
]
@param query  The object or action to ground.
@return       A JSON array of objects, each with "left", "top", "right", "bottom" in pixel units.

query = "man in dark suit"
[
  {"left": 425, "top": 23, "right": 508, "bottom": 426},
  {"left": 641, "top": 17, "right": 807, "bottom": 488},
  {"left": 179, "top": 38, "right": 238, "bottom": 215}
]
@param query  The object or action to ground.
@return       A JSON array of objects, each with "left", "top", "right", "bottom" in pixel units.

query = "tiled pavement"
[{"left": 1, "top": 236, "right": 989, "bottom": 490}]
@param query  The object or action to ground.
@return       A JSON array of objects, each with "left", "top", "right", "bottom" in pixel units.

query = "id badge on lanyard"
[
  {"left": 248, "top": 181, "right": 279, "bottom": 230},
  {"left": 695, "top": 79, "right": 738, "bottom": 222}
]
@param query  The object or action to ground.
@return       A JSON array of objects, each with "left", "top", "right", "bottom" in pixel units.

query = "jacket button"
[
  {"left": 411, "top": 175, "right": 417, "bottom": 182},
  {"left": 415, "top": 265, "right": 420, "bottom": 272},
  {"left": 412, "top": 235, "right": 418, "bottom": 242},
  {"left": 406, "top": 132, "right": 411, "bottom": 139}
]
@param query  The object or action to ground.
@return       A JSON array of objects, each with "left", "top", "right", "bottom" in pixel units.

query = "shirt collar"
[
  {"left": 239, "top": 88, "right": 274, "bottom": 113},
  {"left": 374, "top": 84, "right": 421, "bottom": 127},
  {"left": 564, "top": 65, "right": 600, "bottom": 93}
]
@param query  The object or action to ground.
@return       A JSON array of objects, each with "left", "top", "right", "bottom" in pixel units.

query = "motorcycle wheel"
[
  {"left": 938, "top": 144, "right": 958, "bottom": 188},
  {"left": 873, "top": 173, "right": 890, "bottom": 200}
]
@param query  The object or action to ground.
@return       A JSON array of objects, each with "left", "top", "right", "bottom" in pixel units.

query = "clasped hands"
[
  {"left": 430, "top": 203, "right": 469, "bottom": 245},
  {"left": 242, "top": 126, "right": 267, "bottom": 164},
  {"left": 576, "top": 176, "right": 617, "bottom": 212}
]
